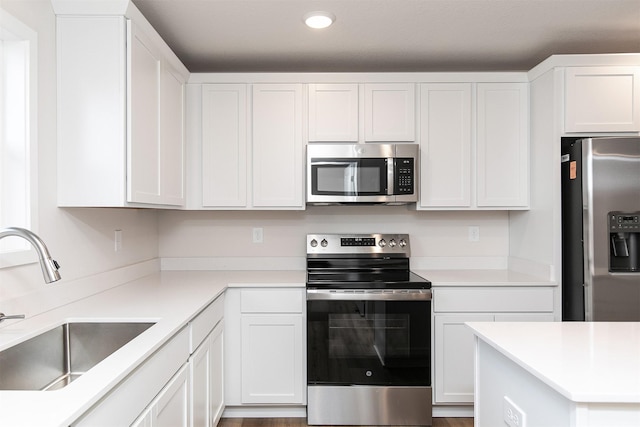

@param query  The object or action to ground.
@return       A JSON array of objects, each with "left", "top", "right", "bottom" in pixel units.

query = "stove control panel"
[{"left": 307, "top": 234, "right": 410, "bottom": 256}]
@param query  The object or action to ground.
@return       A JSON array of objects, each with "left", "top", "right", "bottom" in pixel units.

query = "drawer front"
[
  {"left": 190, "top": 294, "right": 224, "bottom": 353},
  {"left": 241, "top": 288, "right": 304, "bottom": 313},
  {"left": 433, "top": 287, "right": 554, "bottom": 313}
]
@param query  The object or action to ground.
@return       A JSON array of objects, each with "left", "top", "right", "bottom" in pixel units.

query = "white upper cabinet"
[
  {"left": 127, "top": 21, "right": 162, "bottom": 204},
  {"left": 198, "top": 84, "right": 304, "bottom": 210},
  {"left": 308, "top": 84, "right": 359, "bottom": 142},
  {"left": 476, "top": 83, "right": 529, "bottom": 208},
  {"left": 251, "top": 84, "right": 305, "bottom": 209},
  {"left": 201, "top": 84, "right": 248, "bottom": 208},
  {"left": 56, "top": 7, "right": 188, "bottom": 208},
  {"left": 418, "top": 82, "right": 529, "bottom": 210},
  {"left": 565, "top": 66, "right": 640, "bottom": 133},
  {"left": 364, "top": 83, "right": 416, "bottom": 141},
  {"left": 160, "top": 60, "right": 187, "bottom": 205},
  {"left": 418, "top": 83, "right": 472, "bottom": 208}
]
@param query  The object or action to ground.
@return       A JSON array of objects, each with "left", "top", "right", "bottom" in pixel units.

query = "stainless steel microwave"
[{"left": 307, "top": 144, "right": 418, "bottom": 205}]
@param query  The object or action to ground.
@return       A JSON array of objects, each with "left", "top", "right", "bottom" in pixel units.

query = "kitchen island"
[{"left": 468, "top": 321, "right": 640, "bottom": 427}]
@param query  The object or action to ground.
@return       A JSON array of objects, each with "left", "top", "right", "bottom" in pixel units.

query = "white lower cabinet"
[
  {"left": 74, "top": 328, "right": 190, "bottom": 426},
  {"left": 434, "top": 313, "right": 493, "bottom": 404},
  {"left": 225, "top": 288, "right": 306, "bottom": 406},
  {"left": 190, "top": 321, "right": 224, "bottom": 427},
  {"left": 241, "top": 314, "right": 304, "bottom": 404},
  {"left": 432, "top": 286, "right": 555, "bottom": 404},
  {"left": 75, "top": 296, "right": 224, "bottom": 427},
  {"left": 132, "top": 364, "right": 190, "bottom": 427}
]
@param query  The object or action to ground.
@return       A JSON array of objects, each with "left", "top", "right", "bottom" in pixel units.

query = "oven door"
[
  {"left": 308, "top": 158, "right": 392, "bottom": 202},
  {"left": 307, "top": 289, "right": 431, "bottom": 387}
]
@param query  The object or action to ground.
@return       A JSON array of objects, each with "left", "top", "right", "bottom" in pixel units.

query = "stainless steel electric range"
[{"left": 306, "top": 233, "right": 432, "bottom": 426}]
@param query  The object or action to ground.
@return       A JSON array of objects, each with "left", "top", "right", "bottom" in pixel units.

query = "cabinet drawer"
[
  {"left": 240, "top": 288, "right": 304, "bottom": 313},
  {"left": 190, "top": 294, "right": 224, "bottom": 353},
  {"left": 433, "top": 287, "right": 554, "bottom": 313}
]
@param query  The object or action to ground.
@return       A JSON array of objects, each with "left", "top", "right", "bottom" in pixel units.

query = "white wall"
[
  {"left": 508, "top": 69, "right": 559, "bottom": 281},
  {"left": 158, "top": 207, "right": 509, "bottom": 268},
  {"left": 0, "top": 0, "right": 159, "bottom": 305}
]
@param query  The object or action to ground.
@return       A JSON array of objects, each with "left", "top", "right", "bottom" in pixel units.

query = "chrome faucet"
[
  {"left": 0, "top": 227, "right": 61, "bottom": 323},
  {"left": 0, "top": 227, "right": 61, "bottom": 283},
  {"left": 0, "top": 313, "right": 25, "bottom": 322}
]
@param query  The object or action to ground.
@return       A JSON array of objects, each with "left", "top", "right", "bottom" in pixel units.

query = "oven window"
[
  {"left": 307, "top": 299, "right": 430, "bottom": 386},
  {"left": 311, "top": 158, "right": 387, "bottom": 196}
]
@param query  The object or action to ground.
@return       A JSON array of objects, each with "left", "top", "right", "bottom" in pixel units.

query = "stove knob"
[
  {"left": 378, "top": 239, "right": 386, "bottom": 247},
  {"left": 321, "top": 239, "right": 328, "bottom": 247},
  {"left": 399, "top": 239, "right": 407, "bottom": 248},
  {"left": 389, "top": 239, "right": 397, "bottom": 248},
  {"left": 310, "top": 239, "right": 318, "bottom": 248}
]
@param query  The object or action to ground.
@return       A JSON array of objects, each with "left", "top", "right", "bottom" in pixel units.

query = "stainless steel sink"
[{"left": 0, "top": 322, "right": 154, "bottom": 391}]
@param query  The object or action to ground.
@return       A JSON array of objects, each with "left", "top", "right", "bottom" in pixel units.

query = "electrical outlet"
[
  {"left": 468, "top": 226, "right": 480, "bottom": 242},
  {"left": 114, "top": 229, "right": 122, "bottom": 252},
  {"left": 252, "top": 227, "right": 263, "bottom": 243},
  {"left": 503, "top": 396, "right": 526, "bottom": 427}
]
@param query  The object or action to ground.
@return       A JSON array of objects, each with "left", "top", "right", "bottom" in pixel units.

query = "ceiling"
[{"left": 132, "top": 0, "right": 640, "bottom": 73}]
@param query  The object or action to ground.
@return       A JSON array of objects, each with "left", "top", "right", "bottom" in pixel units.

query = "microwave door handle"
[
  {"left": 312, "top": 161, "right": 355, "bottom": 166},
  {"left": 387, "top": 158, "right": 394, "bottom": 195}
]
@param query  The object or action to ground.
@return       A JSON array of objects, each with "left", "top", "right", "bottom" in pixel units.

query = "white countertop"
[
  {"left": 467, "top": 321, "right": 640, "bottom": 403},
  {"left": 415, "top": 269, "right": 554, "bottom": 286},
  {"left": 0, "top": 270, "right": 305, "bottom": 427},
  {"left": 0, "top": 266, "right": 552, "bottom": 425}
]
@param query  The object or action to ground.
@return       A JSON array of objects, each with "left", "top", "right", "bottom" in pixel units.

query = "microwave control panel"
[{"left": 394, "top": 158, "right": 414, "bottom": 194}]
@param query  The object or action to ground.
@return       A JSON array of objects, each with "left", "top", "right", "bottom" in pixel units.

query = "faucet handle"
[{"left": 0, "top": 313, "right": 26, "bottom": 323}]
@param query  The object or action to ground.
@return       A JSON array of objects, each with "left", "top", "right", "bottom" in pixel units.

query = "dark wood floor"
[{"left": 218, "top": 418, "right": 473, "bottom": 427}]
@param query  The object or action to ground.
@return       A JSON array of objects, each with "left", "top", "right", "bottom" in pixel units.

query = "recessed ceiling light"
[{"left": 304, "top": 11, "right": 335, "bottom": 29}]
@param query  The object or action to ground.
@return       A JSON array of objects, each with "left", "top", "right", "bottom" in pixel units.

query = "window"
[{"left": 0, "top": 8, "right": 37, "bottom": 267}]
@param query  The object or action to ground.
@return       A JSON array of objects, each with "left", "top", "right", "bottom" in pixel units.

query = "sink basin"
[{"left": 0, "top": 322, "right": 154, "bottom": 391}]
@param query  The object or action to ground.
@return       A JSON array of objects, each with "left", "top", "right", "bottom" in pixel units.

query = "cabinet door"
[
  {"left": 154, "top": 364, "right": 190, "bottom": 427},
  {"left": 190, "top": 334, "right": 211, "bottom": 427},
  {"left": 308, "top": 83, "right": 358, "bottom": 142},
  {"left": 252, "top": 84, "right": 304, "bottom": 208},
  {"left": 131, "top": 409, "right": 152, "bottom": 427},
  {"left": 57, "top": 16, "right": 128, "bottom": 207},
  {"left": 190, "top": 321, "right": 224, "bottom": 427},
  {"left": 434, "top": 313, "right": 493, "bottom": 404},
  {"left": 210, "top": 322, "right": 224, "bottom": 425},
  {"left": 127, "top": 21, "right": 162, "bottom": 204},
  {"left": 418, "top": 83, "right": 472, "bottom": 208},
  {"left": 241, "top": 314, "right": 304, "bottom": 404},
  {"left": 476, "top": 83, "right": 529, "bottom": 208},
  {"left": 201, "top": 84, "right": 248, "bottom": 207},
  {"left": 565, "top": 66, "right": 640, "bottom": 133},
  {"left": 160, "top": 62, "right": 186, "bottom": 206},
  {"left": 364, "top": 83, "right": 415, "bottom": 141}
]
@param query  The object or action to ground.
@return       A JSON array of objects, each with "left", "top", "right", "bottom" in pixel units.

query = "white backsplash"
[{"left": 158, "top": 206, "right": 510, "bottom": 261}]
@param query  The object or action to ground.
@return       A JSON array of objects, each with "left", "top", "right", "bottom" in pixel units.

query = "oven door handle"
[{"left": 306, "top": 289, "right": 432, "bottom": 301}]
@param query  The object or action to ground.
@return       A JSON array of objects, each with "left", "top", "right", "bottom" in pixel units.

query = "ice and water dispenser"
[{"left": 609, "top": 212, "right": 640, "bottom": 272}]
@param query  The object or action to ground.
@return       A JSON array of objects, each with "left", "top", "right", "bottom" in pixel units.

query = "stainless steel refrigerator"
[{"left": 561, "top": 137, "right": 640, "bottom": 321}]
